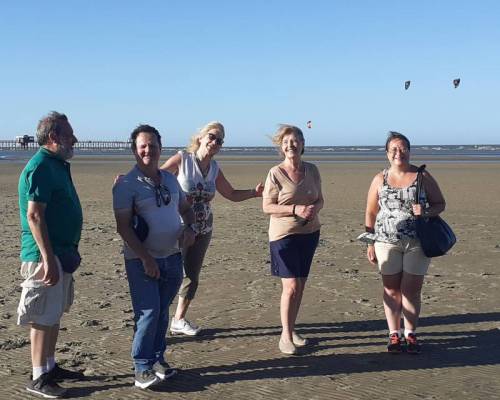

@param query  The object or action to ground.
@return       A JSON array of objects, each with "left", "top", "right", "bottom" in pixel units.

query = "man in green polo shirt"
[{"left": 17, "top": 111, "right": 84, "bottom": 399}]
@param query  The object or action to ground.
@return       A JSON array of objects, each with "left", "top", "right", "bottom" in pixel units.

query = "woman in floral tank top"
[
  {"left": 160, "top": 121, "right": 264, "bottom": 336},
  {"left": 364, "top": 132, "right": 446, "bottom": 354}
]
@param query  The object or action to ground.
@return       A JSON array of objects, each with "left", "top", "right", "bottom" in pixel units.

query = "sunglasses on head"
[
  {"left": 208, "top": 133, "right": 224, "bottom": 146},
  {"left": 155, "top": 184, "right": 171, "bottom": 207}
]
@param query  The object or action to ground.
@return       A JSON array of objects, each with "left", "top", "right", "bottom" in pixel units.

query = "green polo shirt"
[{"left": 18, "top": 147, "right": 83, "bottom": 262}]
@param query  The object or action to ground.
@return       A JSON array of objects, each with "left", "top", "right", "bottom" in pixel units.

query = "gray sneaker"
[
  {"left": 170, "top": 318, "right": 201, "bottom": 336},
  {"left": 134, "top": 369, "right": 159, "bottom": 389},
  {"left": 27, "top": 372, "right": 67, "bottom": 398},
  {"left": 153, "top": 361, "right": 178, "bottom": 380},
  {"left": 50, "top": 363, "right": 85, "bottom": 381}
]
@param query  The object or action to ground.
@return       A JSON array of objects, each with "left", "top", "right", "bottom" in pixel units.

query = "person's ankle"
[
  {"left": 33, "top": 365, "right": 49, "bottom": 380},
  {"left": 404, "top": 329, "right": 416, "bottom": 338},
  {"left": 46, "top": 356, "right": 56, "bottom": 372},
  {"left": 280, "top": 333, "right": 293, "bottom": 342}
]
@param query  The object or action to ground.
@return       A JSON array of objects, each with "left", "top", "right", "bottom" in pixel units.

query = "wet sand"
[{"left": 1, "top": 159, "right": 499, "bottom": 399}]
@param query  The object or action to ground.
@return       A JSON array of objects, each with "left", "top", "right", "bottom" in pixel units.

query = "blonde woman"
[
  {"left": 161, "top": 121, "right": 264, "bottom": 335},
  {"left": 262, "top": 125, "right": 323, "bottom": 355}
]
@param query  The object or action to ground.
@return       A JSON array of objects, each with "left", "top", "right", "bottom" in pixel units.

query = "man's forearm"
[
  {"left": 27, "top": 202, "right": 55, "bottom": 262},
  {"left": 116, "top": 224, "right": 154, "bottom": 262},
  {"left": 180, "top": 207, "right": 196, "bottom": 225}
]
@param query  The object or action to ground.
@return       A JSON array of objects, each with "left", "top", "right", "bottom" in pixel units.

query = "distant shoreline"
[
  {"left": 1, "top": 144, "right": 500, "bottom": 164},
  {"left": 2, "top": 154, "right": 500, "bottom": 165}
]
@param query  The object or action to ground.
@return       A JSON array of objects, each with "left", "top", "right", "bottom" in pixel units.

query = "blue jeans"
[{"left": 125, "top": 253, "right": 183, "bottom": 373}]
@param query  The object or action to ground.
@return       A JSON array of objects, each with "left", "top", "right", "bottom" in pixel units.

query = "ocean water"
[
  {"left": 220, "top": 145, "right": 500, "bottom": 159},
  {"left": 1, "top": 145, "right": 500, "bottom": 163}
]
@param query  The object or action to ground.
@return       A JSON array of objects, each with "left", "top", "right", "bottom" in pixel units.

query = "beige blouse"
[{"left": 263, "top": 162, "right": 321, "bottom": 241}]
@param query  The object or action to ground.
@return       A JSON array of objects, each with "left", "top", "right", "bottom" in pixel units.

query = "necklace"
[{"left": 195, "top": 155, "right": 210, "bottom": 177}]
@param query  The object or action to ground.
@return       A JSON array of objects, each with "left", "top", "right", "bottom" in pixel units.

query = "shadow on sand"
[
  {"left": 154, "top": 311, "right": 500, "bottom": 393},
  {"left": 64, "top": 312, "right": 499, "bottom": 396}
]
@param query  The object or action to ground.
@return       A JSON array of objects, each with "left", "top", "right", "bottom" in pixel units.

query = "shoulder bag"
[
  {"left": 415, "top": 165, "right": 456, "bottom": 257},
  {"left": 58, "top": 247, "right": 82, "bottom": 273}
]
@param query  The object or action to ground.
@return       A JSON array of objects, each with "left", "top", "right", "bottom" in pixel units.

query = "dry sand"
[{"left": 1, "top": 157, "right": 499, "bottom": 399}]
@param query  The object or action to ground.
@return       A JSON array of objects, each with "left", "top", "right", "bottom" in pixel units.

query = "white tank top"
[{"left": 177, "top": 151, "right": 219, "bottom": 235}]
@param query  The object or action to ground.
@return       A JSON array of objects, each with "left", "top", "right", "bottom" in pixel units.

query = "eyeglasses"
[
  {"left": 208, "top": 133, "right": 224, "bottom": 146},
  {"left": 388, "top": 147, "right": 409, "bottom": 155},
  {"left": 155, "top": 184, "right": 171, "bottom": 207}
]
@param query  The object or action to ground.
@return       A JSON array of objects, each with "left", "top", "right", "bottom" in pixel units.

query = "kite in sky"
[
  {"left": 306, "top": 120, "right": 312, "bottom": 129},
  {"left": 453, "top": 78, "right": 461, "bottom": 88},
  {"left": 405, "top": 80, "right": 411, "bottom": 90}
]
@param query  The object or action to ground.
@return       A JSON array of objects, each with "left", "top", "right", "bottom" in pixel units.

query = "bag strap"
[{"left": 416, "top": 164, "right": 426, "bottom": 205}]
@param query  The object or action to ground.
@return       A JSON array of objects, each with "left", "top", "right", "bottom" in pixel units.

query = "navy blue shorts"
[{"left": 269, "top": 230, "right": 320, "bottom": 278}]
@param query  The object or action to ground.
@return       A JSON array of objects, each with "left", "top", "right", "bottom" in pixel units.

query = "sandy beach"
[{"left": 1, "top": 157, "right": 499, "bottom": 399}]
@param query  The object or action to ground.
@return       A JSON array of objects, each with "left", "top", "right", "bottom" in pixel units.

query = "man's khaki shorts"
[
  {"left": 17, "top": 257, "right": 74, "bottom": 327},
  {"left": 375, "top": 238, "right": 431, "bottom": 276}
]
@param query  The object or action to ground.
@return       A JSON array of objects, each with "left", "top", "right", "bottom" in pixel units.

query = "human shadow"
[
  {"left": 161, "top": 328, "right": 500, "bottom": 393},
  {"left": 159, "top": 312, "right": 500, "bottom": 393},
  {"left": 63, "top": 373, "right": 133, "bottom": 398},
  {"left": 169, "top": 311, "right": 500, "bottom": 343},
  {"left": 64, "top": 312, "right": 499, "bottom": 395}
]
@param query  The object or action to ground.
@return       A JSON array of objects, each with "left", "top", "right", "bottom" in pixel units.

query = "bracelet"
[
  {"left": 365, "top": 226, "right": 375, "bottom": 233},
  {"left": 292, "top": 204, "right": 296, "bottom": 216}
]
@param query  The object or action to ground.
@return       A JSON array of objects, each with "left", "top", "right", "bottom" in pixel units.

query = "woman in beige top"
[{"left": 262, "top": 124, "right": 323, "bottom": 355}]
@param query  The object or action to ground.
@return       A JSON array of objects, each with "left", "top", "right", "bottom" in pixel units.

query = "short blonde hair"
[
  {"left": 186, "top": 121, "right": 225, "bottom": 154},
  {"left": 271, "top": 124, "right": 305, "bottom": 157}
]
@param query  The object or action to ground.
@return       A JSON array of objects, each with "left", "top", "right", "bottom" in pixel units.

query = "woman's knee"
[
  {"left": 401, "top": 273, "right": 424, "bottom": 299},
  {"left": 401, "top": 287, "right": 422, "bottom": 302},
  {"left": 184, "top": 261, "right": 202, "bottom": 281},
  {"left": 383, "top": 286, "right": 401, "bottom": 300},
  {"left": 179, "top": 277, "right": 199, "bottom": 299},
  {"left": 282, "top": 280, "right": 300, "bottom": 298}
]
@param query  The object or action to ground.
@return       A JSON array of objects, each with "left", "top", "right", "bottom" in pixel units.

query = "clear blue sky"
[{"left": 1, "top": 1, "right": 499, "bottom": 146}]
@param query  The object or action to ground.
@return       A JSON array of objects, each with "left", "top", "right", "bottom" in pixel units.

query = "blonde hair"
[
  {"left": 271, "top": 124, "right": 305, "bottom": 157},
  {"left": 186, "top": 121, "right": 225, "bottom": 153}
]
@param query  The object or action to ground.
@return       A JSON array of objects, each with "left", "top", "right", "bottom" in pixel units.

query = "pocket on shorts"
[
  {"left": 20, "top": 261, "right": 44, "bottom": 281},
  {"left": 19, "top": 286, "right": 48, "bottom": 316}
]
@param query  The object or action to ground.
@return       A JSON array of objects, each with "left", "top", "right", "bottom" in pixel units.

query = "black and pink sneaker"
[
  {"left": 387, "top": 333, "right": 403, "bottom": 353},
  {"left": 406, "top": 333, "right": 421, "bottom": 354}
]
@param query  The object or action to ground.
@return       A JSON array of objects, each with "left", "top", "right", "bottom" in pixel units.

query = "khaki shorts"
[
  {"left": 375, "top": 238, "right": 431, "bottom": 276},
  {"left": 17, "top": 257, "right": 74, "bottom": 327}
]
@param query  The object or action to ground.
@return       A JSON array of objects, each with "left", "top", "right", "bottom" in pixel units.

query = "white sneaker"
[
  {"left": 292, "top": 331, "right": 309, "bottom": 347},
  {"left": 170, "top": 318, "right": 201, "bottom": 336}
]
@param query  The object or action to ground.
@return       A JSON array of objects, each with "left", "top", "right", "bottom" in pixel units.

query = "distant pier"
[{"left": 0, "top": 140, "right": 131, "bottom": 151}]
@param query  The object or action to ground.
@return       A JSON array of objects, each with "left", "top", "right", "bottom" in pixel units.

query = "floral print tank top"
[
  {"left": 374, "top": 169, "right": 426, "bottom": 243},
  {"left": 176, "top": 151, "right": 219, "bottom": 235}
]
